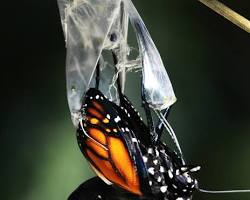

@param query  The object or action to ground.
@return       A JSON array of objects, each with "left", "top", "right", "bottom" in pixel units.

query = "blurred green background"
[{"left": 1, "top": 0, "right": 250, "bottom": 200}]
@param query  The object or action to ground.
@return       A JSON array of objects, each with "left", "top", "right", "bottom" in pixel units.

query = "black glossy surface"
[{"left": 69, "top": 177, "right": 143, "bottom": 200}]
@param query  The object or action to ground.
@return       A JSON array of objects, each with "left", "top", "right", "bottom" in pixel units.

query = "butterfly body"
[{"left": 77, "top": 88, "right": 199, "bottom": 200}]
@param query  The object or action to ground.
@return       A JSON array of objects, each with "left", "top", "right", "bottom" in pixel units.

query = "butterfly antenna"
[
  {"left": 155, "top": 111, "right": 250, "bottom": 195},
  {"left": 198, "top": 188, "right": 250, "bottom": 194},
  {"left": 140, "top": 85, "right": 158, "bottom": 143},
  {"left": 155, "top": 108, "right": 171, "bottom": 140},
  {"left": 155, "top": 110, "right": 185, "bottom": 165}
]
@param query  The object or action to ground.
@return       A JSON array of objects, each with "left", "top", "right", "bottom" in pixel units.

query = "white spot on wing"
[
  {"left": 148, "top": 167, "right": 154, "bottom": 175},
  {"left": 132, "top": 138, "right": 138, "bottom": 143},
  {"left": 143, "top": 156, "right": 148, "bottom": 163}
]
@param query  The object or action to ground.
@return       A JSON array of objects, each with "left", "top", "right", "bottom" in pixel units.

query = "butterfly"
[{"left": 76, "top": 88, "right": 201, "bottom": 200}]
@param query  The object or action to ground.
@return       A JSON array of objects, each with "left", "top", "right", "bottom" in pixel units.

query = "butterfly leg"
[
  {"left": 95, "top": 61, "right": 100, "bottom": 90},
  {"left": 112, "top": 51, "right": 123, "bottom": 99},
  {"left": 141, "top": 87, "right": 158, "bottom": 143}
]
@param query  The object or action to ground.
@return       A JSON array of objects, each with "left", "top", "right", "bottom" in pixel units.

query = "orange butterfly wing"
[{"left": 77, "top": 89, "right": 142, "bottom": 195}]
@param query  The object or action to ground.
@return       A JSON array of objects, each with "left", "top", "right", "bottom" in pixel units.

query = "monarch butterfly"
[
  {"left": 76, "top": 86, "right": 200, "bottom": 200},
  {"left": 72, "top": 42, "right": 200, "bottom": 198}
]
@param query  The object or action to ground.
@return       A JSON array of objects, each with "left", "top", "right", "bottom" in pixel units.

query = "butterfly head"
[{"left": 167, "top": 165, "right": 200, "bottom": 200}]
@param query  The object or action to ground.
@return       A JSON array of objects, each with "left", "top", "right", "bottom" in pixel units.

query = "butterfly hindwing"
[{"left": 116, "top": 95, "right": 152, "bottom": 146}]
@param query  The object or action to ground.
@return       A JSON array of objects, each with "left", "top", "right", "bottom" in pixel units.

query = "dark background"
[{"left": 1, "top": 0, "right": 250, "bottom": 199}]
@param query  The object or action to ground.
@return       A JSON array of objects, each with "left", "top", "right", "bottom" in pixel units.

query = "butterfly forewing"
[{"left": 77, "top": 88, "right": 150, "bottom": 195}]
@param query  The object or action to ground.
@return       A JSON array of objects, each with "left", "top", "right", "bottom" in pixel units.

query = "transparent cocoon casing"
[{"left": 57, "top": 0, "right": 176, "bottom": 126}]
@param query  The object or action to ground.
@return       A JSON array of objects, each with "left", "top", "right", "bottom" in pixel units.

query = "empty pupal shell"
[{"left": 124, "top": 0, "right": 177, "bottom": 110}]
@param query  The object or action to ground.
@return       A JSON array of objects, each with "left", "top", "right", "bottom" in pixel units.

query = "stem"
[{"left": 198, "top": 0, "right": 250, "bottom": 33}]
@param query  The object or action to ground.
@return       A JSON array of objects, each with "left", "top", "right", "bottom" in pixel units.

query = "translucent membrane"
[
  {"left": 124, "top": 0, "right": 177, "bottom": 110},
  {"left": 58, "top": 0, "right": 177, "bottom": 126},
  {"left": 57, "top": 0, "right": 122, "bottom": 125}
]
